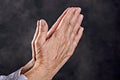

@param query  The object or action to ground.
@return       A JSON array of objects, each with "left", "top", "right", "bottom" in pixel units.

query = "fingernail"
[
  {"left": 76, "top": 8, "right": 81, "bottom": 13},
  {"left": 40, "top": 19, "right": 45, "bottom": 27},
  {"left": 71, "top": 7, "right": 76, "bottom": 12},
  {"left": 81, "top": 27, "right": 84, "bottom": 31},
  {"left": 81, "top": 14, "right": 84, "bottom": 18},
  {"left": 79, "top": 7, "right": 81, "bottom": 11}
]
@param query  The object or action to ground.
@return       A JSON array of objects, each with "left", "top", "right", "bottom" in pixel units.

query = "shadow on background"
[{"left": 0, "top": 0, "right": 120, "bottom": 80}]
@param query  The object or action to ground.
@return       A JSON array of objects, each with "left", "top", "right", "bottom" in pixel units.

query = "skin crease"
[{"left": 22, "top": 7, "right": 84, "bottom": 80}]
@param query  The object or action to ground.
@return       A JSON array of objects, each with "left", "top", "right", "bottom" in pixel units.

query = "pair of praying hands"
[{"left": 21, "top": 7, "right": 84, "bottom": 80}]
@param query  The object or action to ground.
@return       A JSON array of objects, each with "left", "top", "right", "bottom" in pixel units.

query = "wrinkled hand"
[
  {"left": 21, "top": 7, "right": 68, "bottom": 74},
  {"left": 24, "top": 7, "right": 84, "bottom": 80}
]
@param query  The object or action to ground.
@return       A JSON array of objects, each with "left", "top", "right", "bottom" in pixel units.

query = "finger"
[
  {"left": 53, "top": 8, "right": 81, "bottom": 59},
  {"left": 67, "top": 27, "right": 84, "bottom": 57},
  {"left": 61, "top": 14, "right": 83, "bottom": 59},
  {"left": 47, "top": 8, "right": 69, "bottom": 39},
  {"left": 58, "top": 8, "right": 76, "bottom": 32},
  {"left": 31, "top": 20, "right": 40, "bottom": 59},
  {"left": 70, "top": 14, "right": 84, "bottom": 44},
  {"left": 39, "top": 19, "right": 48, "bottom": 45},
  {"left": 54, "top": 9, "right": 81, "bottom": 61},
  {"left": 35, "top": 19, "right": 48, "bottom": 53},
  {"left": 66, "top": 8, "right": 81, "bottom": 38},
  {"left": 54, "top": 27, "right": 84, "bottom": 73},
  {"left": 73, "top": 14, "right": 83, "bottom": 36}
]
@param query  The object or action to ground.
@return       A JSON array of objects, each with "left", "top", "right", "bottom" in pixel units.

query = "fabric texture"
[{"left": 0, "top": 68, "right": 27, "bottom": 80}]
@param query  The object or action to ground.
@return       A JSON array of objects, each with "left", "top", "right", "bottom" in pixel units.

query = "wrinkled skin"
[{"left": 22, "top": 7, "right": 84, "bottom": 80}]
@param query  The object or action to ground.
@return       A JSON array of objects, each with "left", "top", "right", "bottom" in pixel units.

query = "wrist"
[
  {"left": 21, "top": 58, "right": 35, "bottom": 74},
  {"left": 24, "top": 61, "right": 52, "bottom": 80}
]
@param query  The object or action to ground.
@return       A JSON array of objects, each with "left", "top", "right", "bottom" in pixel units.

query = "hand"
[
  {"left": 21, "top": 8, "right": 69, "bottom": 74},
  {"left": 24, "top": 7, "right": 84, "bottom": 80}
]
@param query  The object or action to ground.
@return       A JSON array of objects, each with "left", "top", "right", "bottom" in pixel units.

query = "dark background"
[{"left": 0, "top": 0, "right": 120, "bottom": 80}]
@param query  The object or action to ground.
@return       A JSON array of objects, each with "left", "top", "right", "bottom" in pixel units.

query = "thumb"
[
  {"left": 40, "top": 19, "right": 48, "bottom": 40},
  {"left": 36, "top": 19, "right": 48, "bottom": 49}
]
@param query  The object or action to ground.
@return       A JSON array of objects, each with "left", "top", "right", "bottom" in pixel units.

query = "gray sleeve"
[{"left": 0, "top": 68, "right": 28, "bottom": 80}]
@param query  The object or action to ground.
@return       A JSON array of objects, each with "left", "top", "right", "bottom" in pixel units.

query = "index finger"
[{"left": 47, "top": 8, "right": 70, "bottom": 39}]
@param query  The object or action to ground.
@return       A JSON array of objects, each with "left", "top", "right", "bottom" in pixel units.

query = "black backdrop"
[{"left": 0, "top": 0, "right": 120, "bottom": 80}]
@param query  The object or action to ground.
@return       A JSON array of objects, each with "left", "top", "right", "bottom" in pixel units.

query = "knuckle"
[
  {"left": 73, "top": 41, "right": 77, "bottom": 46},
  {"left": 62, "top": 18, "right": 69, "bottom": 25},
  {"left": 69, "top": 20, "right": 74, "bottom": 26},
  {"left": 31, "top": 40, "right": 34, "bottom": 45},
  {"left": 73, "top": 31, "right": 76, "bottom": 37},
  {"left": 34, "top": 40, "right": 38, "bottom": 45}
]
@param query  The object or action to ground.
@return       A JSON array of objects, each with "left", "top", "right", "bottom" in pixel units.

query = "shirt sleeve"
[{"left": 0, "top": 68, "right": 28, "bottom": 80}]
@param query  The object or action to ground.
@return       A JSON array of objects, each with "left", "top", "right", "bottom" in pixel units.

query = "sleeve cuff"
[{"left": 7, "top": 67, "right": 28, "bottom": 80}]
